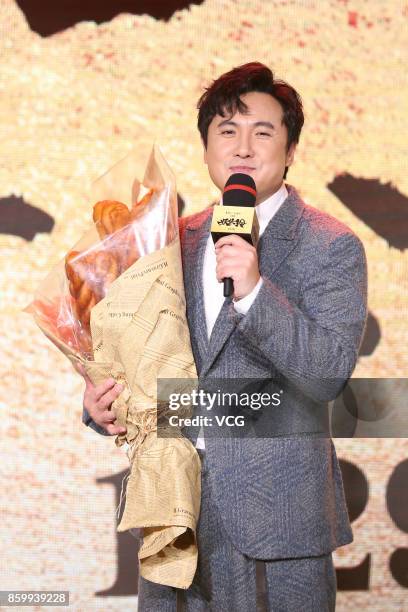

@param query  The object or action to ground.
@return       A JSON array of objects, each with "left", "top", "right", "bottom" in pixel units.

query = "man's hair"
[{"left": 197, "top": 62, "right": 304, "bottom": 179}]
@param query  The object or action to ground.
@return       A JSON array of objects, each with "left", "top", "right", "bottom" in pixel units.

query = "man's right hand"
[{"left": 78, "top": 364, "right": 127, "bottom": 436}]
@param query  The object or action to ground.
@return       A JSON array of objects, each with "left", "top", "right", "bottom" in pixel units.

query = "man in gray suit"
[{"left": 81, "top": 63, "right": 367, "bottom": 610}]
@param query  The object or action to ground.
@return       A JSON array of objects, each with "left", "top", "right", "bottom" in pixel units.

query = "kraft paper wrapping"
[
  {"left": 26, "top": 146, "right": 202, "bottom": 589},
  {"left": 82, "top": 237, "right": 201, "bottom": 589}
]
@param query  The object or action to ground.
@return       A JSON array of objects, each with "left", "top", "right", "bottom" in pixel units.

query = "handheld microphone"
[{"left": 210, "top": 173, "right": 259, "bottom": 298}]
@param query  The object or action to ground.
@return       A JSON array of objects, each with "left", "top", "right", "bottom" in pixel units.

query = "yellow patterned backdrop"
[{"left": 1, "top": 0, "right": 407, "bottom": 609}]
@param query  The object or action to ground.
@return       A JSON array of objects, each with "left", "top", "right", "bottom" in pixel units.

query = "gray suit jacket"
[
  {"left": 178, "top": 184, "right": 367, "bottom": 559},
  {"left": 84, "top": 184, "right": 367, "bottom": 560}
]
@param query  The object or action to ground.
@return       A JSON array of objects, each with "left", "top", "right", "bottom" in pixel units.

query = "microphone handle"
[{"left": 223, "top": 277, "right": 233, "bottom": 298}]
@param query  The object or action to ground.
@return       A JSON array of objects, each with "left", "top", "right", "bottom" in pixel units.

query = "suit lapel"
[
  {"left": 200, "top": 296, "right": 237, "bottom": 378},
  {"left": 182, "top": 209, "right": 212, "bottom": 368},
  {"left": 257, "top": 185, "right": 305, "bottom": 278}
]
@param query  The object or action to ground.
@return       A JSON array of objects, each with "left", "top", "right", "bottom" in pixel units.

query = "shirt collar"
[{"left": 254, "top": 183, "right": 288, "bottom": 235}]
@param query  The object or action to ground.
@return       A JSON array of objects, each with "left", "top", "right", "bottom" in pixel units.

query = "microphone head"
[{"left": 223, "top": 173, "right": 257, "bottom": 207}]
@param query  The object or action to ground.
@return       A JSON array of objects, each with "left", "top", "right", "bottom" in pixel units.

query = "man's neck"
[{"left": 255, "top": 182, "right": 284, "bottom": 207}]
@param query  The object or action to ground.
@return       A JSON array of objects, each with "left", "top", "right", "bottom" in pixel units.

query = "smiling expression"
[{"left": 203, "top": 91, "right": 296, "bottom": 205}]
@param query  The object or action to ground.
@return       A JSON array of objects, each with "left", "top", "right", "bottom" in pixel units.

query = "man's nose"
[{"left": 234, "top": 132, "right": 254, "bottom": 158}]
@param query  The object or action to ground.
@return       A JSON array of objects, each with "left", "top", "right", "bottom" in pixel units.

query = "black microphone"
[{"left": 210, "top": 173, "right": 259, "bottom": 298}]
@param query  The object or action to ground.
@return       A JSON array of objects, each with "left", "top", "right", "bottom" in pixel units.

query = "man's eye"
[
  {"left": 221, "top": 129, "right": 235, "bottom": 135},
  {"left": 256, "top": 131, "right": 272, "bottom": 137}
]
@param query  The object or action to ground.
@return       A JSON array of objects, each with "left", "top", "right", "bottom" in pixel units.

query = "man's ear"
[{"left": 286, "top": 143, "right": 296, "bottom": 167}]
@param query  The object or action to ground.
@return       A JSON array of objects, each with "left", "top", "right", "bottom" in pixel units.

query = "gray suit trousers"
[{"left": 137, "top": 451, "right": 336, "bottom": 612}]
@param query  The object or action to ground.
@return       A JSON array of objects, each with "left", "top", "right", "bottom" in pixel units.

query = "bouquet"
[{"left": 26, "top": 146, "right": 201, "bottom": 589}]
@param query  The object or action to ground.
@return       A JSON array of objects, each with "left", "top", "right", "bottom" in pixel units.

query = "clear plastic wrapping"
[{"left": 26, "top": 145, "right": 178, "bottom": 361}]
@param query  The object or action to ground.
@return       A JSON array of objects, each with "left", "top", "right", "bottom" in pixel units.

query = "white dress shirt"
[{"left": 196, "top": 182, "right": 288, "bottom": 449}]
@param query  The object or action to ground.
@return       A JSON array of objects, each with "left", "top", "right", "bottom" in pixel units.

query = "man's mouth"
[{"left": 229, "top": 165, "right": 256, "bottom": 173}]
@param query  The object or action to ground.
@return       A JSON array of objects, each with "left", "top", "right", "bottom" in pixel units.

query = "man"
[{"left": 81, "top": 62, "right": 367, "bottom": 610}]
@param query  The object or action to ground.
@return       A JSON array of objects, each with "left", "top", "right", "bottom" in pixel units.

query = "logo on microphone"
[
  {"left": 211, "top": 206, "right": 255, "bottom": 236},
  {"left": 217, "top": 217, "right": 246, "bottom": 228}
]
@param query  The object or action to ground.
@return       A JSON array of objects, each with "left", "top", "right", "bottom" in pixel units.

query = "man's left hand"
[{"left": 215, "top": 235, "right": 260, "bottom": 300}]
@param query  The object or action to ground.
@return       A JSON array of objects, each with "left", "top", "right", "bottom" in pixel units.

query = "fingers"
[
  {"left": 215, "top": 245, "right": 240, "bottom": 258},
  {"left": 215, "top": 238, "right": 260, "bottom": 300},
  {"left": 215, "top": 235, "right": 252, "bottom": 250},
  {"left": 216, "top": 252, "right": 257, "bottom": 282},
  {"left": 94, "top": 378, "right": 119, "bottom": 402},
  {"left": 215, "top": 241, "right": 257, "bottom": 267},
  {"left": 98, "top": 409, "right": 127, "bottom": 436},
  {"left": 76, "top": 365, "right": 127, "bottom": 437},
  {"left": 216, "top": 259, "right": 239, "bottom": 282},
  {"left": 105, "top": 423, "right": 127, "bottom": 436},
  {"left": 77, "top": 366, "right": 121, "bottom": 403},
  {"left": 84, "top": 382, "right": 123, "bottom": 418},
  {"left": 85, "top": 394, "right": 127, "bottom": 436},
  {"left": 83, "top": 375, "right": 126, "bottom": 435},
  {"left": 95, "top": 383, "right": 124, "bottom": 410}
]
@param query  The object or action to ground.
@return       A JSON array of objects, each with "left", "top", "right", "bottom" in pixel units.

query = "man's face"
[{"left": 203, "top": 91, "right": 296, "bottom": 204}]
